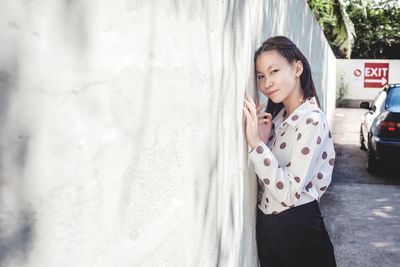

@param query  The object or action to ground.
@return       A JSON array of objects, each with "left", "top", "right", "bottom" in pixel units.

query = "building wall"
[
  {"left": 337, "top": 59, "right": 400, "bottom": 102},
  {"left": 0, "top": 1, "right": 335, "bottom": 266}
]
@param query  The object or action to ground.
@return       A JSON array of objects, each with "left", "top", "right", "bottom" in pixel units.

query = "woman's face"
[{"left": 255, "top": 50, "right": 302, "bottom": 104}]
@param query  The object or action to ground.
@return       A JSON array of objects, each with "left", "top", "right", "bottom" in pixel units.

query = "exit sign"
[{"left": 364, "top": 63, "right": 389, "bottom": 88}]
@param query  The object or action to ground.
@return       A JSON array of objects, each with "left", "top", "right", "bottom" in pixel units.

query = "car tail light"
[
  {"left": 380, "top": 121, "right": 396, "bottom": 131},
  {"left": 379, "top": 121, "right": 399, "bottom": 132},
  {"left": 374, "top": 112, "right": 400, "bottom": 139}
]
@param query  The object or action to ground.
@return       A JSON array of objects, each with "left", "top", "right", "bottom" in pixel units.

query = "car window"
[
  {"left": 373, "top": 91, "right": 386, "bottom": 112},
  {"left": 386, "top": 87, "right": 400, "bottom": 112},
  {"left": 370, "top": 92, "right": 381, "bottom": 109},
  {"left": 370, "top": 91, "right": 383, "bottom": 111}
]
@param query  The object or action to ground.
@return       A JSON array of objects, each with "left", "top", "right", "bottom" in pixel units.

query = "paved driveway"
[{"left": 320, "top": 108, "right": 400, "bottom": 267}]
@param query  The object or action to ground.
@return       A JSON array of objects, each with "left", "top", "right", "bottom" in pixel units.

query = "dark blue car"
[{"left": 360, "top": 83, "right": 400, "bottom": 172}]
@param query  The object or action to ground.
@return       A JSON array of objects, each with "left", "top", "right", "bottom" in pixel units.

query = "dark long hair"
[{"left": 254, "top": 36, "right": 320, "bottom": 118}]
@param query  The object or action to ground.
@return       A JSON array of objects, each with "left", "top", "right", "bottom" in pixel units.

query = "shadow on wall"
[
  {"left": 60, "top": 0, "right": 90, "bottom": 54},
  {"left": 0, "top": 0, "right": 92, "bottom": 265},
  {"left": 0, "top": 49, "right": 34, "bottom": 266},
  {"left": 192, "top": 0, "right": 248, "bottom": 265},
  {"left": 0, "top": 210, "right": 35, "bottom": 266}
]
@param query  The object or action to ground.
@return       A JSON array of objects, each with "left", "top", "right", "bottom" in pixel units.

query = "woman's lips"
[{"left": 267, "top": 89, "right": 279, "bottom": 97}]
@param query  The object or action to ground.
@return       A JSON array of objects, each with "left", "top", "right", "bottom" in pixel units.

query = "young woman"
[{"left": 243, "top": 36, "right": 337, "bottom": 267}]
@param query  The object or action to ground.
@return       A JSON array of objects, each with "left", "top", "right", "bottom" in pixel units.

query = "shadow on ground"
[{"left": 333, "top": 143, "right": 400, "bottom": 185}]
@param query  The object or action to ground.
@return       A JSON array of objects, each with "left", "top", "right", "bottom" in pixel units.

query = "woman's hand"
[
  {"left": 243, "top": 93, "right": 272, "bottom": 149},
  {"left": 257, "top": 102, "right": 273, "bottom": 145}
]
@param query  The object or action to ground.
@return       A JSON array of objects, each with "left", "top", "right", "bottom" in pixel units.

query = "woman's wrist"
[{"left": 250, "top": 138, "right": 262, "bottom": 150}]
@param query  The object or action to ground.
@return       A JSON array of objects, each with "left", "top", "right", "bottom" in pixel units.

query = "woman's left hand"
[{"left": 243, "top": 93, "right": 271, "bottom": 149}]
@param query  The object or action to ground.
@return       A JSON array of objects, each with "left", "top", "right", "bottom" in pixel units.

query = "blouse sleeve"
[{"left": 249, "top": 115, "right": 334, "bottom": 206}]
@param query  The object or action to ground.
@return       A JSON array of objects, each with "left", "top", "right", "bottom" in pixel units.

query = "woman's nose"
[{"left": 265, "top": 79, "right": 273, "bottom": 88}]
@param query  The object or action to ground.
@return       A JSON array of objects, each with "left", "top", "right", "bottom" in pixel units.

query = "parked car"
[{"left": 360, "top": 83, "right": 400, "bottom": 172}]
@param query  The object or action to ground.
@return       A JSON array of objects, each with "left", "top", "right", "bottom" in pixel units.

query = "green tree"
[
  {"left": 308, "top": 0, "right": 400, "bottom": 59},
  {"left": 308, "top": 0, "right": 359, "bottom": 58},
  {"left": 348, "top": 1, "right": 400, "bottom": 58}
]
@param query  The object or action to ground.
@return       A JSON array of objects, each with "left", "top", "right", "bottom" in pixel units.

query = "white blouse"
[{"left": 249, "top": 97, "right": 335, "bottom": 215}]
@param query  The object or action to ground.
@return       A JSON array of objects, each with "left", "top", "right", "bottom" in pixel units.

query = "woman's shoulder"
[
  {"left": 300, "top": 107, "right": 327, "bottom": 125},
  {"left": 293, "top": 108, "right": 331, "bottom": 137}
]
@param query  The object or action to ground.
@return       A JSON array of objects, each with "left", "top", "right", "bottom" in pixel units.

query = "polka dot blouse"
[{"left": 249, "top": 97, "right": 335, "bottom": 215}]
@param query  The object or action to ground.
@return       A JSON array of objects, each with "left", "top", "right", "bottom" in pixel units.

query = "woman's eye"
[
  {"left": 271, "top": 69, "right": 279, "bottom": 75},
  {"left": 257, "top": 75, "right": 264, "bottom": 80}
]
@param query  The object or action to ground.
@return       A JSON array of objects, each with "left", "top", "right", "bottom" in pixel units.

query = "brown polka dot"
[
  {"left": 265, "top": 204, "right": 267, "bottom": 209},
  {"left": 281, "top": 202, "right": 287, "bottom": 207},
  {"left": 295, "top": 128, "right": 299, "bottom": 132},
  {"left": 256, "top": 146, "right": 264, "bottom": 154},
  {"left": 329, "top": 158, "right": 335, "bottom": 166},
  {"left": 266, "top": 197, "right": 269, "bottom": 203},
  {"left": 272, "top": 211, "right": 278, "bottom": 215},
  {"left": 297, "top": 133, "right": 302, "bottom": 140},
  {"left": 283, "top": 122, "right": 287, "bottom": 127},
  {"left": 268, "top": 135, "right": 274, "bottom": 141},
  {"left": 273, "top": 139, "right": 277, "bottom": 146},
  {"left": 305, "top": 182, "right": 313, "bottom": 191},
  {"left": 280, "top": 142, "right": 286, "bottom": 149},
  {"left": 312, "top": 110, "right": 320, "bottom": 113},
  {"left": 306, "top": 118, "right": 314, "bottom": 124},
  {"left": 294, "top": 176, "right": 301, "bottom": 183},
  {"left": 281, "top": 131, "right": 286, "bottom": 136},
  {"left": 322, "top": 151, "right": 327, "bottom": 159},
  {"left": 292, "top": 115, "right": 299, "bottom": 121},
  {"left": 263, "top": 178, "right": 270, "bottom": 185},
  {"left": 312, "top": 121, "right": 319, "bottom": 126},
  {"left": 317, "top": 172, "right": 323, "bottom": 179},
  {"left": 276, "top": 181, "right": 284, "bottom": 190},
  {"left": 264, "top": 158, "right": 271, "bottom": 166},
  {"left": 301, "top": 147, "right": 310, "bottom": 155},
  {"left": 295, "top": 192, "right": 300, "bottom": 199},
  {"left": 286, "top": 162, "right": 291, "bottom": 167},
  {"left": 317, "top": 136, "right": 321, "bottom": 144},
  {"left": 329, "top": 131, "right": 332, "bottom": 138},
  {"left": 320, "top": 186, "right": 327, "bottom": 191}
]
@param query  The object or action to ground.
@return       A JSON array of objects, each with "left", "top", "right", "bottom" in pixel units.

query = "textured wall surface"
[{"left": 0, "top": 1, "right": 335, "bottom": 266}]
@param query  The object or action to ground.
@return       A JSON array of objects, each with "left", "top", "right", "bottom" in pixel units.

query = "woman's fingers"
[
  {"left": 242, "top": 107, "right": 251, "bottom": 120},
  {"left": 244, "top": 99, "right": 257, "bottom": 120},
  {"left": 244, "top": 94, "right": 257, "bottom": 113},
  {"left": 258, "top": 118, "right": 271, "bottom": 124},
  {"left": 256, "top": 102, "right": 268, "bottom": 112},
  {"left": 257, "top": 112, "right": 272, "bottom": 120},
  {"left": 244, "top": 94, "right": 271, "bottom": 123},
  {"left": 245, "top": 93, "right": 257, "bottom": 108}
]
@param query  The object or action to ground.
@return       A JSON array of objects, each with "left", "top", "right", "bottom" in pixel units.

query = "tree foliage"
[{"left": 308, "top": 0, "right": 400, "bottom": 59}]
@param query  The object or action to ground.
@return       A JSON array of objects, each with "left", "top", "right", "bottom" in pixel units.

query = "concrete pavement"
[{"left": 320, "top": 108, "right": 400, "bottom": 267}]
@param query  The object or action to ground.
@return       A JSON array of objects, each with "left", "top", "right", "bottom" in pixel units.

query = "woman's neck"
[{"left": 282, "top": 87, "right": 304, "bottom": 119}]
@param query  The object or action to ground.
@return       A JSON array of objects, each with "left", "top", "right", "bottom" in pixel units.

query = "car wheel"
[
  {"left": 360, "top": 126, "right": 367, "bottom": 151},
  {"left": 367, "top": 151, "right": 379, "bottom": 173}
]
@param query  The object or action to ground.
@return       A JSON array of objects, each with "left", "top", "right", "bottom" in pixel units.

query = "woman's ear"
[{"left": 295, "top": 60, "right": 303, "bottom": 77}]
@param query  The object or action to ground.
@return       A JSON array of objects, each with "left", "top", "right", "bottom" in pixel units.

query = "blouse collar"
[{"left": 273, "top": 97, "right": 320, "bottom": 128}]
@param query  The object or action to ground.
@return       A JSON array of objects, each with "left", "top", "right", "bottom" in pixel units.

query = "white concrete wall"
[
  {"left": 337, "top": 59, "right": 400, "bottom": 101},
  {"left": 0, "top": 1, "right": 335, "bottom": 267}
]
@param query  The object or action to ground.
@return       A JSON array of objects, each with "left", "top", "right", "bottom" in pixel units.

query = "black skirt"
[{"left": 256, "top": 200, "right": 337, "bottom": 267}]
